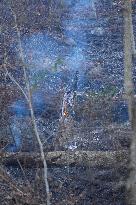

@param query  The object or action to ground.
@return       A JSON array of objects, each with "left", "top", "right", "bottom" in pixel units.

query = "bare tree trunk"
[
  {"left": 130, "top": 16, "right": 136, "bottom": 56},
  {"left": 91, "top": 0, "right": 97, "bottom": 19},
  {"left": 123, "top": 0, "right": 136, "bottom": 204},
  {"left": 129, "top": 1, "right": 136, "bottom": 56}
]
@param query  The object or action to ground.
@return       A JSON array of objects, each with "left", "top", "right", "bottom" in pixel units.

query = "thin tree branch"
[
  {"left": 9, "top": 5, "right": 51, "bottom": 205},
  {"left": 3, "top": 36, "right": 29, "bottom": 101},
  {"left": 5, "top": 70, "right": 29, "bottom": 101},
  {"left": 0, "top": 167, "right": 26, "bottom": 196}
]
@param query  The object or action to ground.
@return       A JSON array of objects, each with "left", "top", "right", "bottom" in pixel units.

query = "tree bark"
[
  {"left": 123, "top": 0, "right": 136, "bottom": 204},
  {"left": 1, "top": 150, "right": 128, "bottom": 168},
  {"left": 129, "top": 1, "right": 136, "bottom": 56}
]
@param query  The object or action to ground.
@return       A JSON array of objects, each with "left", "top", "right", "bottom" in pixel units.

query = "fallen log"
[{"left": 0, "top": 150, "right": 128, "bottom": 168}]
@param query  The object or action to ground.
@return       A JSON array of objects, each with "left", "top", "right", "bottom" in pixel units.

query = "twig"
[
  {"left": 3, "top": 37, "right": 28, "bottom": 101},
  {"left": 5, "top": 70, "right": 29, "bottom": 101},
  {"left": 0, "top": 167, "right": 25, "bottom": 196},
  {"left": 9, "top": 5, "right": 51, "bottom": 205}
]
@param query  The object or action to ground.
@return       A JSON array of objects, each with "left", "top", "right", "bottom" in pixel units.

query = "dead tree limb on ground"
[{"left": 1, "top": 150, "right": 128, "bottom": 168}]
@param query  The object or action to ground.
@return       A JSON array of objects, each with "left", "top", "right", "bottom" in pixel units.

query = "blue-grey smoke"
[{"left": 7, "top": 0, "right": 129, "bottom": 152}]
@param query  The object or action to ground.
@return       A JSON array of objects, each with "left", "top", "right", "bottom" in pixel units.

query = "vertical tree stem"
[
  {"left": 123, "top": 0, "right": 136, "bottom": 204},
  {"left": 9, "top": 6, "right": 51, "bottom": 205}
]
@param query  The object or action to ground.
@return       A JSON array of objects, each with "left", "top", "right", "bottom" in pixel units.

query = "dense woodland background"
[{"left": 0, "top": 0, "right": 136, "bottom": 205}]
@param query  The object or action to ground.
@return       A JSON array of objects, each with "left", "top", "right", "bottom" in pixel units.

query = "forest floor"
[{"left": 0, "top": 122, "right": 130, "bottom": 205}]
